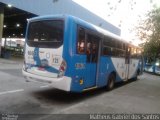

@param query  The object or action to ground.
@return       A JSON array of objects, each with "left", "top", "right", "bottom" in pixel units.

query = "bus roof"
[{"left": 28, "top": 14, "right": 138, "bottom": 47}]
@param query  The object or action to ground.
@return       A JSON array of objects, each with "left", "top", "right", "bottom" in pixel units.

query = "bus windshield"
[{"left": 27, "top": 20, "right": 64, "bottom": 48}]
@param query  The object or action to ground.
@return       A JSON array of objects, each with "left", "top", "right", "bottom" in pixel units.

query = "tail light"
[{"left": 58, "top": 59, "right": 67, "bottom": 78}]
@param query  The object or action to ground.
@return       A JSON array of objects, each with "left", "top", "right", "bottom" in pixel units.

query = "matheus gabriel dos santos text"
[{"left": 90, "top": 114, "right": 160, "bottom": 120}]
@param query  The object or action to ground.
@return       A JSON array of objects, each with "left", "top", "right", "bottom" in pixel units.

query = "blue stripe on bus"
[
  {"left": 24, "top": 15, "right": 143, "bottom": 92},
  {"left": 33, "top": 47, "right": 59, "bottom": 73}
]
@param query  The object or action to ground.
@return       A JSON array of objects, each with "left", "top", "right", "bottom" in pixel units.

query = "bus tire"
[
  {"left": 134, "top": 75, "right": 137, "bottom": 81},
  {"left": 133, "top": 70, "right": 139, "bottom": 81},
  {"left": 107, "top": 73, "right": 115, "bottom": 91}
]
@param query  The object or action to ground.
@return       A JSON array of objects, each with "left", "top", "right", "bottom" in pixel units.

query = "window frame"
[
  {"left": 76, "top": 25, "right": 102, "bottom": 55},
  {"left": 27, "top": 19, "right": 64, "bottom": 48},
  {"left": 102, "top": 36, "right": 126, "bottom": 58},
  {"left": 76, "top": 26, "right": 86, "bottom": 54}
]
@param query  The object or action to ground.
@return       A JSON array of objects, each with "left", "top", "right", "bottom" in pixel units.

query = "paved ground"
[{"left": 0, "top": 57, "right": 160, "bottom": 120}]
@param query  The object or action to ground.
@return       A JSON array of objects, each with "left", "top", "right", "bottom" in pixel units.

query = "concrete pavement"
[{"left": 0, "top": 58, "right": 160, "bottom": 120}]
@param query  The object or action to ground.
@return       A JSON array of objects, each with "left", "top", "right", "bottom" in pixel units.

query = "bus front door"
[
  {"left": 140, "top": 55, "right": 144, "bottom": 75},
  {"left": 125, "top": 47, "right": 131, "bottom": 80},
  {"left": 85, "top": 35, "right": 100, "bottom": 88}
]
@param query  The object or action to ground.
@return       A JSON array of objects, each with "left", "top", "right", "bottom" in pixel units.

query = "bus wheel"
[
  {"left": 107, "top": 73, "right": 115, "bottom": 90},
  {"left": 133, "top": 75, "right": 137, "bottom": 81},
  {"left": 134, "top": 70, "right": 139, "bottom": 81}
]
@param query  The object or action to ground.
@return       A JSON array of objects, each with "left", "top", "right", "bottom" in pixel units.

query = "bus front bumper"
[{"left": 22, "top": 69, "right": 71, "bottom": 91}]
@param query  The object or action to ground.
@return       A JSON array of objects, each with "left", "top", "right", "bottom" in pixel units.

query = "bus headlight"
[{"left": 155, "top": 62, "right": 159, "bottom": 66}]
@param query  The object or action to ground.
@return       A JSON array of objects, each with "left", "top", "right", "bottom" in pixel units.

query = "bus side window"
[
  {"left": 102, "top": 37, "right": 112, "bottom": 56},
  {"left": 86, "top": 34, "right": 99, "bottom": 63},
  {"left": 77, "top": 27, "right": 85, "bottom": 54},
  {"left": 92, "top": 41, "right": 98, "bottom": 62},
  {"left": 123, "top": 43, "right": 125, "bottom": 50},
  {"left": 125, "top": 46, "right": 130, "bottom": 63},
  {"left": 86, "top": 42, "right": 91, "bottom": 55},
  {"left": 103, "top": 47, "right": 111, "bottom": 56}
]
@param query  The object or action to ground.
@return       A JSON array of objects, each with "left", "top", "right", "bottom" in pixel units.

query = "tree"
[
  {"left": 106, "top": 0, "right": 138, "bottom": 27},
  {"left": 136, "top": 7, "right": 160, "bottom": 58}
]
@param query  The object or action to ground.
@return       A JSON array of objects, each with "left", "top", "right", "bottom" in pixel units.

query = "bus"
[
  {"left": 22, "top": 15, "right": 143, "bottom": 92},
  {"left": 144, "top": 56, "right": 160, "bottom": 74}
]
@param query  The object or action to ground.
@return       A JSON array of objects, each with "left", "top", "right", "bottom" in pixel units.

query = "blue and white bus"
[
  {"left": 22, "top": 15, "right": 143, "bottom": 92},
  {"left": 144, "top": 57, "right": 160, "bottom": 74}
]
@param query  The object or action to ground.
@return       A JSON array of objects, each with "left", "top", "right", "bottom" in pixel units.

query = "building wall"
[
  {"left": 0, "top": 0, "right": 121, "bottom": 35},
  {"left": 0, "top": 3, "right": 4, "bottom": 55},
  {"left": 2, "top": 38, "right": 25, "bottom": 47}
]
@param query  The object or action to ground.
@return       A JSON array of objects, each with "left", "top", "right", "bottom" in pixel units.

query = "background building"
[{"left": 0, "top": 0, "right": 121, "bottom": 56}]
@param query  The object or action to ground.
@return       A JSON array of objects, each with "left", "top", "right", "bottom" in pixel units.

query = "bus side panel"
[
  {"left": 62, "top": 17, "right": 73, "bottom": 77},
  {"left": 145, "top": 64, "right": 154, "bottom": 72},
  {"left": 62, "top": 18, "right": 84, "bottom": 92},
  {"left": 71, "top": 55, "right": 87, "bottom": 92},
  {"left": 155, "top": 66, "right": 160, "bottom": 74},
  {"left": 69, "top": 22, "right": 89, "bottom": 92},
  {"left": 111, "top": 57, "right": 127, "bottom": 81},
  {"left": 98, "top": 57, "right": 122, "bottom": 88},
  {"left": 128, "top": 59, "right": 141, "bottom": 79},
  {"left": 154, "top": 58, "right": 160, "bottom": 74}
]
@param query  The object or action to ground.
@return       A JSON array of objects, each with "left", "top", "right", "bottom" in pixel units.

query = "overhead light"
[
  {"left": 21, "top": 34, "right": 23, "bottom": 36},
  {"left": 7, "top": 4, "right": 12, "bottom": 8},
  {"left": 16, "top": 24, "right": 20, "bottom": 27},
  {"left": 3, "top": 25, "right": 7, "bottom": 28},
  {"left": 13, "top": 34, "right": 15, "bottom": 36}
]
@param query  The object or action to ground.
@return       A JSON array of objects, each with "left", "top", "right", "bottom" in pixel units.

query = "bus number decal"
[
  {"left": 53, "top": 58, "right": 59, "bottom": 63},
  {"left": 52, "top": 55, "right": 61, "bottom": 65},
  {"left": 28, "top": 50, "right": 37, "bottom": 56},
  {"left": 75, "top": 63, "right": 85, "bottom": 69}
]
